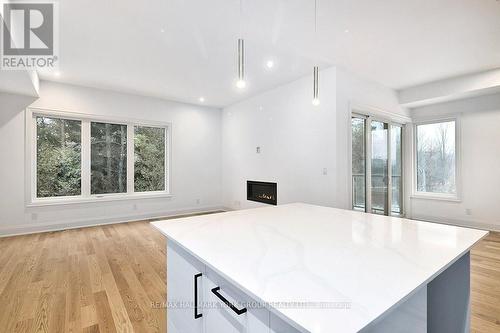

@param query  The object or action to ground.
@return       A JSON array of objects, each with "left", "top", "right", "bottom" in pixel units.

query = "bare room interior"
[{"left": 1, "top": 0, "right": 500, "bottom": 332}]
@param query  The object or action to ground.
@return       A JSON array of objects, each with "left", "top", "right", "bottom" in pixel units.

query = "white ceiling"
[{"left": 39, "top": 0, "right": 500, "bottom": 108}]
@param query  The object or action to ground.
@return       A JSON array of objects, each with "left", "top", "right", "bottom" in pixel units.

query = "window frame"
[
  {"left": 411, "top": 116, "right": 461, "bottom": 202},
  {"left": 348, "top": 103, "right": 410, "bottom": 218},
  {"left": 25, "top": 107, "right": 172, "bottom": 207}
]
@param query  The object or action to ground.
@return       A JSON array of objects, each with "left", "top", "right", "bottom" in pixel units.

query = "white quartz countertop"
[{"left": 151, "top": 203, "right": 488, "bottom": 333}]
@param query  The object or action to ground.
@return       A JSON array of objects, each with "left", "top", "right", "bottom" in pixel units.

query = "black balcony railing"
[{"left": 352, "top": 174, "right": 402, "bottom": 214}]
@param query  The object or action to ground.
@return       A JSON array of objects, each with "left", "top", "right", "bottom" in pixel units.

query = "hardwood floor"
[
  {"left": 471, "top": 231, "right": 500, "bottom": 333},
  {"left": 0, "top": 221, "right": 167, "bottom": 333},
  {"left": 0, "top": 220, "right": 499, "bottom": 333}
]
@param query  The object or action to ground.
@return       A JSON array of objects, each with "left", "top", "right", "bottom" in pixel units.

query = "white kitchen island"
[{"left": 151, "top": 203, "right": 488, "bottom": 333}]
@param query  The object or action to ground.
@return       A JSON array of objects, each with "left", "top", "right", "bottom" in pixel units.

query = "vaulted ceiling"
[{"left": 38, "top": 0, "right": 500, "bottom": 107}]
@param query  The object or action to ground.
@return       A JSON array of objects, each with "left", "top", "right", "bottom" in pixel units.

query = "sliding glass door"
[
  {"left": 351, "top": 117, "right": 366, "bottom": 212},
  {"left": 351, "top": 115, "right": 404, "bottom": 216},
  {"left": 371, "top": 121, "right": 389, "bottom": 215},
  {"left": 391, "top": 125, "right": 403, "bottom": 215}
]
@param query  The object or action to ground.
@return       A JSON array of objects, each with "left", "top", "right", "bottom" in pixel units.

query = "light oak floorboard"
[
  {"left": 471, "top": 232, "right": 500, "bottom": 333},
  {"left": 0, "top": 217, "right": 497, "bottom": 332},
  {"left": 0, "top": 221, "right": 168, "bottom": 333}
]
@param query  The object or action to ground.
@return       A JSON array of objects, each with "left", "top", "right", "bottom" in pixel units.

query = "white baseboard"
[
  {"left": 411, "top": 214, "right": 500, "bottom": 232},
  {"left": 0, "top": 205, "right": 227, "bottom": 238}
]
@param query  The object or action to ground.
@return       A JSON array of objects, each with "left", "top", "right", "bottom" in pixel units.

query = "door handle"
[
  {"left": 211, "top": 287, "right": 247, "bottom": 315},
  {"left": 194, "top": 273, "right": 202, "bottom": 319}
]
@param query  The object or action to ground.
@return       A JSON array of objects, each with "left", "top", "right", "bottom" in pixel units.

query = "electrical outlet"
[
  {"left": 256, "top": 146, "right": 261, "bottom": 154},
  {"left": 196, "top": 199, "right": 200, "bottom": 205},
  {"left": 465, "top": 208, "right": 472, "bottom": 216},
  {"left": 322, "top": 168, "right": 328, "bottom": 175}
]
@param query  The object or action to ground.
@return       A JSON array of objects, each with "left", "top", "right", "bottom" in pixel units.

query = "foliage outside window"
[
  {"left": 37, "top": 117, "right": 82, "bottom": 197},
  {"left": 91, "top": 122, "right": 128, "bottom": 194},
  {"left": 351, "top": 117, "right": 366, "bottom": 211},
  {"left": 134, "top": 126, "right": 166, "bottom": 192},
  {"left": 33, "top": 112, "right": 169, "bottom": 202},
  {"left": 416, "top": 120, "right": 456, "bottom": 195}
]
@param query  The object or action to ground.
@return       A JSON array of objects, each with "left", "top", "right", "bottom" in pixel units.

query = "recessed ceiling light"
[
  {"left": 344, "top": 29, "right": 349, "bottom": 33},
  {"left": 54, "top": 71, "right": 61, "bottom": 77},
  {"left": 266, "top": 60, "right": 274, "bottom": 69},
  {"left": 160, "top": 28, "right": 165, "bottom": 33},
  {"left": 199, "top": 97, "right": 205, "bottom": 103}
]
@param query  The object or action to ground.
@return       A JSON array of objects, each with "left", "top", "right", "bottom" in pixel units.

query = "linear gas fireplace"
[{"left": 247, "top": 181, "right": 277, "bottom": 205}]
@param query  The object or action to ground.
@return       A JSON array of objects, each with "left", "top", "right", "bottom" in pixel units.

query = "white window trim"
[
  {"left": 411, "top": 116, "right": 461, "bottom": 202},
  {"left": 25, "top": 107, "right": 172, "bottom": 207}
]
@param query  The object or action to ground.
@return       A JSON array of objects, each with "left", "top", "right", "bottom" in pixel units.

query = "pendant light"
[
  {"left": 236, "top": 0, "right": 246, "bottom": 89},
  {"left": 312, "top": 66, "right": 319, "bottom": 106},
  {"left": 236, "top": 38, "right": 246, "bottom": 88},
  {"left": 312, "top": 0, "right": 320, "bottom": 106}
]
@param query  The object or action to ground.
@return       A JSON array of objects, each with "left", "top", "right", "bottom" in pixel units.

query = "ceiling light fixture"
[
  {"left": 199, "top": 97, "right": 205, "bottom": 103},
  {"left": 312, "top": 66, "right": 320, "bottom": 106},
  {"left": 312, "top": 0, "right": 320, "bottom": 106},
  {"left": 236, "top": 38, "right": 246, "bottom": 88},
  {"left": 54, "top": 71, "right": 61, "bottom": 77},
  {"left": 266, "top": 60, "right": 274, "bottom": 69},
  {"left": 236, "top": 0, "right": 246, "bottom": 89}
]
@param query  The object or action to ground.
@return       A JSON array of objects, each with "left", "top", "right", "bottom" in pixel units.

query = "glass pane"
[
  {"left": 91, "top": 122, "right": 127, "bottom": 194},
  {"left": 351, "top": 117, "right": 366, "bottom": 211},
  {"left": 416, "top": 121, "right": 456, "bottom": 194},
  {"left": 371, "top": 121, "right": 388, "bottom": 215},
  {"left": 36, "top": 116, "right": 82, "bottom": 197},
  {"left": 391, "top": 125, "right": 402, "bottom": 215},
  {"left": 134, "top": 126, "right": 166, "bottom": 192}
]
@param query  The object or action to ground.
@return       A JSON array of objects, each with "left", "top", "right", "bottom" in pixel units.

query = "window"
[
  {"left": 415, "top": 120, "right": 457, "bottom": 197},
  {"left": 28, "top": 109, "right": 170, "bottom": 205},
  {"left": 36, "top": 116, "right": 82, "bottom": 197},
  {"left": 91, "top": 122, "right": 128, "bottom": 194},
  {"left": 134, "top": 126, "right": 166, "bottom": 192}
]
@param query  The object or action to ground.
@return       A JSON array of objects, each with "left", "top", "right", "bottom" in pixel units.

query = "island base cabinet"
[
  {"left": 203, "top": 273, "right": 270, "bottom": 333},
  {"left": 167, "top": 241, "right": 471, "bottom": 333},
  {"left": 167, "top": 242, "right": 205, "bottom": 333},
  {"left": 269, "top": 313, "right": 302, "bottom": 333}
]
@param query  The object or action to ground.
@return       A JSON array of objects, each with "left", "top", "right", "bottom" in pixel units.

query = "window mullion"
[
  {"left": 81, "top": 120, "right": 91, "bottom": 197},
  {"left": 127, "top": 124, "right": 134, "bottom": 194}
]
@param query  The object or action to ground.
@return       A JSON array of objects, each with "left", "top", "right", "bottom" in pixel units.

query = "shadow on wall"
[{"left": 0, "top": 92, "right": 37, "bottom": 129}]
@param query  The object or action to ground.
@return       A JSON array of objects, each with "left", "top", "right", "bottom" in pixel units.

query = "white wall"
[
  {"left": 409, "top": 93, "right": 500, "bottom": 231},
  {"left": 221, "top": 66, "right": 408, "bottom": 210},
  {"left": 335, "top": 67, "right": 410, "bottom": 209},
  {"left": 0, "top": 81, "right": 222, "bottom": 236},
  {"left": 0, "top": 92, "right": 38, "bottom": 234},
  {"left": 222, "top": 67, "right": 338, "bottom": 209}
]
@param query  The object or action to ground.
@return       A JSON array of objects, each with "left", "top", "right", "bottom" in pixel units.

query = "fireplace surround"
[{"left": 247, "top": 181, "right": 277, "bottom": 205}]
